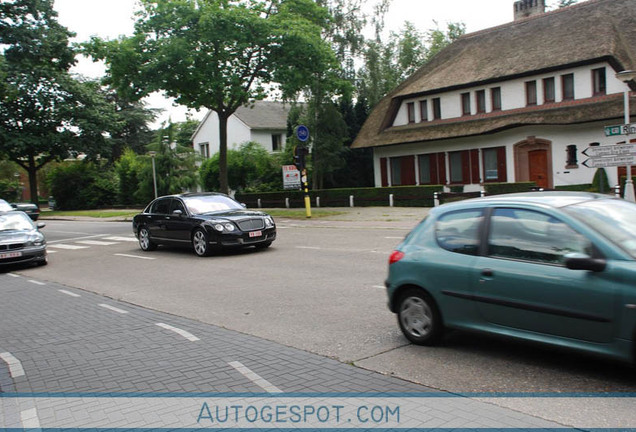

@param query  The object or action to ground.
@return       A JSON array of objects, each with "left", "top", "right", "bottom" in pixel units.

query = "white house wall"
[
  {"left": 192, "top": 112, "right": 252, "bottom": 156},
  {"left": 374, "top": 120, "right": 626, "bottom": 190},
  {"left": 250, "top": 130, "right": 288, "bottom": 152},
  {"left": 394, "top": 62, "right": 625, "bottom": 125}
]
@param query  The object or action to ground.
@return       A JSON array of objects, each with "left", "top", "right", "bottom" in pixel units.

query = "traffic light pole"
[{"left": 301, "top": 168, "right": 311, "bottom": 218}]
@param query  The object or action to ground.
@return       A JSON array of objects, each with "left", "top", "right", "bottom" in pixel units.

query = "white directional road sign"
[
  {"left": 582, "top": 143, "right": 636, "bottom": 158},
  {"left": 582, "top": 155, "right": 636, "bottom": 168}
]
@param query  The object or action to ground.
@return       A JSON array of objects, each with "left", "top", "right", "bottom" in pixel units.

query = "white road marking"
[
  {"left": 47, "top": 234, "right": 108, "bottom": 244},
  {"left": 59, "top": 289, "right": 81, "bottom": 297},
  {"left": 373, "top": 285, "right": 385, "bottom": 289},
  {"left": 7, "top": 273, "right": 20, "bottom": 278},
  {"left": 0, "top": 352, "right": 25, "bottom": 378},
  {"left": 75, "top": 240, "right": 118, "bottom": 246},
  {"left": 20, "top": 408, "right": 40, "bottom": 429},
  {"left": 295, "top": 246, "right": 322, "bottom": 250},
  {"left": 99, "top": 304, "right": 129, "bottom": 314},
  {"left": 229, "top": 361, "right": 283, "bottom": 393},
  {"left": 105, "top": 236, "right": 138, "bottom": 242},
  {"left": 48, "top": 244, "right": 89, "bottom": 250},
  {"left": 47, "top": 250, "right": 57, "bottom": 253},
  {"left": 156, "top": 323, "right": 200, "bottom": 342},
  {"left": 385, "top": 236, "right": 404, "bottom": 239},
  {"left": 27, "top": 280, "right": 45, "bottom": 286},
  {"left": 114, "top": 253, "right": 155, "bottom": 260}
]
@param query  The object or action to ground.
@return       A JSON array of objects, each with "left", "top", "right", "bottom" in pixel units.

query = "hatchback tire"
[
  {"left": 397, "top": 288, "right": 443, "bottom": 345},
  {"left": 138, "top": 227, "right": 157, "bottom": 251}
]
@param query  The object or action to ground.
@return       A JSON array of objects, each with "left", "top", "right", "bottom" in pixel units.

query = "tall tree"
[
  {"left": 0, "top": 0, "right": 117, "bottom": 203},
  {"left": 86, "top": 0, "right": 338, "bottom": 195}
]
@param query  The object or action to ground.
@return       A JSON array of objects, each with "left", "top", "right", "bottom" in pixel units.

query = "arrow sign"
[
  {"left": 583, "top": 155, "right": 636, "bottom": 168},
  {"left": 582, "top": 143, "right": 636, "bottom": 158}
]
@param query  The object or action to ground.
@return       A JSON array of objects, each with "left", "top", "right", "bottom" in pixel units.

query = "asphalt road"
[{"left": 4, "top": 216, "right": 636, "bottom": 427}]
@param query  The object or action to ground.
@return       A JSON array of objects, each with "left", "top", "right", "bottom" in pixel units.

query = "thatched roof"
[{"left": 353, "top": 0, "right": 636, "bottom": 149}]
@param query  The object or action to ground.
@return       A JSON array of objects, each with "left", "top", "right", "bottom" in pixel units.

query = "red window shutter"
[
  {"left": 497, "top": 147, "right": 507, "bottom": 182},
  {"left": 461, "top": 151, "right": 470, "bottom": 184},
  {"left": 380, "top": 158, "right": 388, "bottom": 187},
  {"left": 470, "top": 149, "right": 480, "bottom": 184},
  {"left": 401, "top": 156, "right": 416, "bottom": 185},
  {"left": 437, "top": 152, "right": 447, "bottom": 185}
]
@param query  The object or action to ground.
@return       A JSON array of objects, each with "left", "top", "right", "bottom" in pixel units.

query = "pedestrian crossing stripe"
[
  {"left": 75, "top": 240, "right": 118, "bottom": 246},
  {"left": 104, "top": 236, "right": 138, "bottom": 242},
  {"left": 48, "top": 244, "right": 89, "bottom": 250}
]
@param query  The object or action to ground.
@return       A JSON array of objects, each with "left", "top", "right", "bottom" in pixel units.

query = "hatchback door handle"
[{"left": 481, "top": 269, "right": 493, "bottom": 277}]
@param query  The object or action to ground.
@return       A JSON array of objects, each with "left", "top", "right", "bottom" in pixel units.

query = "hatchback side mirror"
[
  {"left": 564, "top": 253, "right": 606, "bottom": 272},
  {"left": 37, "top": 222, "right": 46, "bottom": 229}
]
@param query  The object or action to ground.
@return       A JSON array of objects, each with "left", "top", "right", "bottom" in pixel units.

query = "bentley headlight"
[
  {"left": 264, "top": 216, "right": 274, "bottom": 228},
  {"left": 213, "top": 223, "right": 224, "bottom": 232},
  {"left": 223, "top": 223, "right": 235, "bottom": 232}
]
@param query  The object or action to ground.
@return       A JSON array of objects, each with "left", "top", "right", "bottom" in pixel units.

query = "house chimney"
[{"left": 514, "top": 0, "right": 546, "bottom": 21}]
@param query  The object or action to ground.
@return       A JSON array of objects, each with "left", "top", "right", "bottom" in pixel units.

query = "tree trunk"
[
  {"left": 218, "top": 113, "right": 229, "bottom": 195},
  {"left": 27, "top": 153, "right": 39, "bottom": 206}
]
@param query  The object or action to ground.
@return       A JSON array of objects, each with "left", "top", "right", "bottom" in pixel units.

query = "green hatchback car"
[{"left": 386, "top": 192, "right": 636, "bottom": 363}]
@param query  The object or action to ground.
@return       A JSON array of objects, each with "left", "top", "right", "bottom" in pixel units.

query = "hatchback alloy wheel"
[{"left": 397, "top": 290, "right": 443, "bottom": 345}]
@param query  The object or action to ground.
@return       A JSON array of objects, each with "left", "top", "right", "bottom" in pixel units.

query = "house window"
[
  {"left": 476, "top": 90, "right": 486, "bottom": 113},
  {"left": 420, "top": 100, "right": 428, "bottom": 121},
  {"left": 199, "top": 142, "right": 210, "bottom": 158},
  {"left": 491, "top": 87, "right": 502, "bottom": 111},
  {"left": 562, "top": 73, "right": 575, "bottom": 100},
  {"left": 432, "top": 98, "right": 442, "bottom": 120},
  {"left": 390, "top": 156, "right": 416, "bottom": 186},
  {"left": 271, "top": 134, "right": 282, "bottom": 152},
  {"left": 525, "top": 80, "right": 537, "bottom": 106},
  {"left": 407, "top": 102, "right": 415, "bottom": 123},
  {"left": 449, "top": 151, "right": 466, "bottom": 183},
  {"left": 419, "top": 155, "right": 431, "bottom": 184},
  {"left": 461, "top": 93, "right": 471, "bottom": 116},
  {"left": 592, "top": 67, "right": 606, "bottom": 96},
  {"left": 482, "top": 146, "right": 507, "bottom": 183},
  {"left": 566, "top": 144, "right": 578, "bottom": 168},
  {"left": 543, "top": 77, "right": 555, "bottom": 103}
]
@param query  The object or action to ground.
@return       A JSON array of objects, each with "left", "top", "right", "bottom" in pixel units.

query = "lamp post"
[
  {"left": 148, "top": 151, "right": 158, "bottom": 199},
  {"left": 616, "top": 70, "right": 636, "bottom": 202}
]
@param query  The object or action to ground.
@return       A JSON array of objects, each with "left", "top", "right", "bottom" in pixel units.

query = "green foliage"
[
  {"left": 483, "top": 182, "right": 537, "bottom": 195},
  {"left": 236, "top": 185, "right": 444, "bottom": 208},
  {"left": 114, "top": 148, "right": 142, "bottom": 206},
  {"left": 200, "top": 142, "right": 282, "bottom": 193},
  {"left": 590, "top": 168, "right": 611, "bottom": 193},
  {"left": 48, "top": 162, "right": 117, "bottom": 210},
  {"left": 85, "top": 0, "right": 338, "bottom": 194},
  {"left": 555, "top": 184, "right": 593, "bottom": 192},
  {"left": 0, "top": 0, "right": 118, "bottom": 202}
]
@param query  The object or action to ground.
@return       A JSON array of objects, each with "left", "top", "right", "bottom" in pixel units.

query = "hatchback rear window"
[{"left": 435, "top": 209, "right": 483, "bottom": 255}]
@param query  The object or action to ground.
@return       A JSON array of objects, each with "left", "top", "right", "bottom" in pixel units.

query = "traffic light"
[{"left": 293, "top": 146, "right": 308, "bottom": 170}]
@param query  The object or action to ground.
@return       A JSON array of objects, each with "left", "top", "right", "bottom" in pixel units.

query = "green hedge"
[
  {"left": 236, "top": 182, "right": 539, "bottom": 208},
  {"left": 555, "top": 184, "right": 593, "bottom": 192},
  {"left": 236, "top": 185, "right": 444, "bottom": 208}
]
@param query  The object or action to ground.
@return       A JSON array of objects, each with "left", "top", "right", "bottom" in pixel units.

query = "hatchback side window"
[
  {"left": 488, "top": 208, "right": 592, "bottom": 264},
  {"left": 151, "top": 199, "right": 170, "bottom": 215},
  {"left": 435, "top": 210, "right": 483, "bottom": 255}
]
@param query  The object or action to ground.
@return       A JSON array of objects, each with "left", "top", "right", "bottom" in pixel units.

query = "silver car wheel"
[
  {"left": 400, "top": 296, "right": 433, "bottom": 338},
  {"left": 139, "top": 228, "right": 152, "bottom": 251},
  {"left": 193, "top": 229, "right": 208, "bottom": 256}
]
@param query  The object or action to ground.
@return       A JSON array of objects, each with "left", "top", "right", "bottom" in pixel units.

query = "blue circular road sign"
[{"left": 296, "top": 125, "right": 309, "bottom": 142}]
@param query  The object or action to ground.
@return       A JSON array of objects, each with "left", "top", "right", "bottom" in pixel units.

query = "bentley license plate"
[{"left": 249, "top": 231, "right": 262, "bottom": 238}]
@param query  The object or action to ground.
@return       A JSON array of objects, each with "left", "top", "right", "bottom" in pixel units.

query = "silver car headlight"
[
  {"left": 264, "top": 216, "right": 274, "bottom": 228},
  {"left": 211, "top": 222, "right": 235, "bottom": 232},
  {"left": 223, "top": 223, "right": 235, "bottom": 232}
]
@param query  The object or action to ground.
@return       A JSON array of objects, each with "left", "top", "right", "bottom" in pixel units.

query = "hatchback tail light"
[{"left": 389, "top": 250, "right": 405, "bottom": 265}]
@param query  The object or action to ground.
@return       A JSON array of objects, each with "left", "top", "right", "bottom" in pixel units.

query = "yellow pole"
[{"left": 301, "top": 169, "right": 311, "bottom": 218}]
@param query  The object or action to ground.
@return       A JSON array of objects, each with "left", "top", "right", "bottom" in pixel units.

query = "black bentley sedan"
[{"left": 132, "top": 193, "right": 276, "bottom": 256}]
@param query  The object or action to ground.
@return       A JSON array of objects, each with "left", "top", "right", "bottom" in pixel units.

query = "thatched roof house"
[
  {"left": 353, "top": 0, "right": 636, "bottom": 191},
  {"left": 354, "top": 0, "right": 636, "bottom": 148}
]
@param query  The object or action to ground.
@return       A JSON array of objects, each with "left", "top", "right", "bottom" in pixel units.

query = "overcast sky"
[{"left": 51, "top": 0, "right": 545, "bottom": 127}]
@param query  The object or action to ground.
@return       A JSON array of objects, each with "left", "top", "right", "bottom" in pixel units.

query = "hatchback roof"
[{"left": 444, "top": 191, "right": 614, "bottom": 210}]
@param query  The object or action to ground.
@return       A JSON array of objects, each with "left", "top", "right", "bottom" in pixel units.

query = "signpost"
[
  {"left": 282, "top": 165, "right": 301, "bottom": 190},
  {"left": 294, "top": 125, "right": 311, "bottom": 218},
  {"left": 604, "top": 123, "right": 636, "bottom": 137},
  {"left": 582, "top": 143, "right": 636, "bottom": 169}
]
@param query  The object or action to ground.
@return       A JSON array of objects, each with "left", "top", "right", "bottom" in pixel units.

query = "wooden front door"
[{"left": 529, "top": 149, "right": 548, "bottom": 189}]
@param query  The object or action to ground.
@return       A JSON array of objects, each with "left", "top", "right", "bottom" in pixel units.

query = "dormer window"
[
  {"left": 461, "top": 93, "right": 471, "bottom": 116},
  {"left": 420, "top": 100, "right": 428, "bottom": 121},
  {"left": 526, "top": 80, "right": 537, "bottom": 106},
  {"left": 407, "top": 102, "right": 415, "bottom": 123},
  {"left": 476, "top": 90, "right": 486, "bottom": 113},
  {"left": 543, "top": 77, "right": 555, "bottom": 103},
  {"left": 433, "top": 98, "right": 442, "bottom": 120},
  {"left": 491, "top": 87, "right": 502, "bottom": 111},
  {"left": 562, "top": 73, "right": 575, "bottom": 100},
  {"left": 592, "top": 67, "right": 606, "bottom": 96}
]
